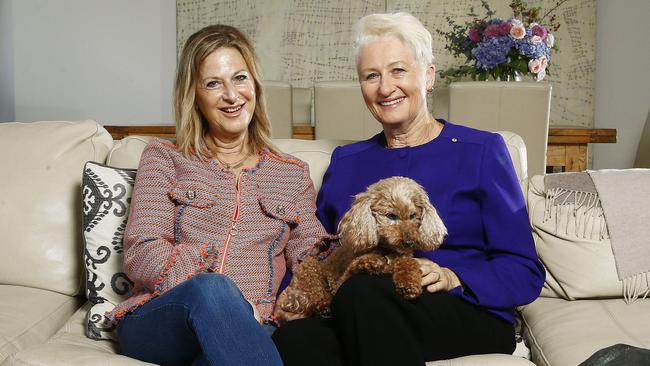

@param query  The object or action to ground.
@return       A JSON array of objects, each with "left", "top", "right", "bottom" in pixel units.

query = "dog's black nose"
[{"left": 403, "top": 240, "right": 415, "bottom": 248}]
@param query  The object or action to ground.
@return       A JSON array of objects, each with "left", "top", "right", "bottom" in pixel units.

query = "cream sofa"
[{"left": 1, "top": 120, "right": 647, "bottom": 366}]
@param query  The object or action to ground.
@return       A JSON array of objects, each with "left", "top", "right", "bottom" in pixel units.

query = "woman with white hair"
[{"left": 272, "top": 12, "right": 545, "bottom": 365}]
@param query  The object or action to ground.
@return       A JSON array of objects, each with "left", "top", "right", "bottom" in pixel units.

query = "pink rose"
[
  {"left": 531, "top": 25, "right": 548, "bottom": 40},
  {"left": 545, "top": 33, "right": 555, "bottom": 48},
  {"left": 530, "top": 35, "right": 543, "bottom": 44},
  {"left": 468, "top": 27, "right": 481, "bottom": 43},
  {"left": 484, "top": 24, "right": 501, "bottom": 39},
  {"left": 528, "top": 59, "right": 542, "bottom": 74},
  {"left": 510, "top": 24, "right": 526, "bottom": 40},
  {"left": 500, "top": 22, "right": 513, "bottom": 36},
  {"left": 539, "top": 56, "right": 549, "bottom": 69}
]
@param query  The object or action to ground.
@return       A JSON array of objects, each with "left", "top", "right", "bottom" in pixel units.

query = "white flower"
[
  {"left": 539, "top": 56, "right": 549, "bottom": 69},
  {"left": 510, "top": 18, "right": 523, "bottom": 26},
  {"left": 536, "top": 68, "right": 546, "bottom": 81},
  {"left": 530, "top": 35, "right": 543, "bottom": 44},
  {"left": 510, "top": 24, "right": 526, "bottom": 40},
  {"left": 545, "top": 33, "right": 555, "bottom": 48},
  {"left": 528, "top": 59, "right": 542, "bottom": 74}
]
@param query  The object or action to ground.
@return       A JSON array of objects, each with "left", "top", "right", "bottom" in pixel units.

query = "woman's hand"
[
  {"left": 271, "top": 291, "right": 307, "bottom": 327},
  {"left": 415, "top": 258, "right": 462, "bottom": 293}
]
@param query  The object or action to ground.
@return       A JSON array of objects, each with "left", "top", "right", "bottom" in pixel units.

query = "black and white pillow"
[{"left": 82, "top": 161, "right": 136, "bottom": 341}]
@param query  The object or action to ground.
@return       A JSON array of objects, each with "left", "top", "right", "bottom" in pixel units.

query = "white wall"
[
  {"left": 0, "top": 0, "right": 14, "bottom": 121},
  {"left": 592, "top": 0, "right": 650, "bottom": 169},
  {"left": 2, "top": 0, "right": 176, "bottom": 125}
]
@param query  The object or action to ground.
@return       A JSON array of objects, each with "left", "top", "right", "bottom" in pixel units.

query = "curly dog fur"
[{"left": 280, "top": 176, "right": 447, "bottom": 316}]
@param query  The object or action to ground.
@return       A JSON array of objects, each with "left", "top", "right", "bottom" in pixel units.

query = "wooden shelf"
[
  {"left": 104, "top": 125, "right": 175, "bottom": 140},
  {"left": 547, "top": 128, "right": 617, "bottom": 172}
]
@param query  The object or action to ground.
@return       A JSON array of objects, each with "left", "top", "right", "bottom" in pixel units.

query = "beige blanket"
[
  {"left": 545, "top": 170, "right": 650, "bottom": 303},
  {"left": 588, "top": 169, "right": 650, "bottom": 303}
]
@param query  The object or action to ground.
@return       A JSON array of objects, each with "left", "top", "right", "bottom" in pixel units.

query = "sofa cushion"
[
  {"left": 4, "top": 302, "right": 532, "bottom": 366},
  {"left": 273, "top": 138, "right": 351, "bottom": 191},
  {"left": 0, "top": 285, "right": 82, "bottom": 363},
  {"left": 106, "top": 136, "right": 154, "bottom": 169},
  {"left": 527, "top": 174, "right": 623, "bottom": 299},
  {"left": 521, "top": 297, "right": 650, "bottom": 366},
  {"left": 0, "top": 120, "right": 113, "bottom": 296},
  {"left": 426, "top": 354, "right": 535, "bottom": 366},
  {"left": 3, "top": 303, "right": 154, "bottom": 366},
  {"left": 82, "top": 162, "right": 136, "bottom": 341},
  {"left": 107, "top": 133, "right": 525, "bottom": 194}
]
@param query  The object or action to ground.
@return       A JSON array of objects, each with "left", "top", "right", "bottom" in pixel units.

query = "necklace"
[{"left": 214, "top": 153, "right": 248, "bottom": 170}]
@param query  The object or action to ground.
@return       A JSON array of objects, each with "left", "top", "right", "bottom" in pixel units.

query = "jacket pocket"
[
  {"left": 168, "top": 183, "right": 218, "bottom": 245},
  {"left": 258, "top": 195, "right": 301, "bottom": 226},
  {"left": 168, "top": 185, "right": 218, "bottom": 208}
]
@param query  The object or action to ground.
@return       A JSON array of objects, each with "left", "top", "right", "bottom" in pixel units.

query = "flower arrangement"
[{"left": 438, "top": 0, "right": 567, "bottom": 82}]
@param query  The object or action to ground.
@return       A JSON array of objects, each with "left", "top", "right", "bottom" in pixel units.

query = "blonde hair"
[
  {"left": 353, "top": 12, "right": 434, "bottom": 67},
  {"left": 174, "top": 24, "right": 276, "bottom": 158}
]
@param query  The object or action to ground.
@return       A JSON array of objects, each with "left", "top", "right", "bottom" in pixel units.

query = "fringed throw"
[
  {"left": 544, "top": 171, "right": 650, "bottom": 303},
  {"left": 544, "top": 172, "right": 608, "bottom": 241},
  {"left": 588, "top": 169, "right": 650, "bottom": 304}
]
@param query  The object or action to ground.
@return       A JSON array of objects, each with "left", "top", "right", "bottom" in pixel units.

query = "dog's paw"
[
  {"left": 349, "top": 253, "right": 388, "bottom": 275},
  {"left": 395, "top": 281, "right": 422, "bottom": 299},
  {"left": 392, "top": 257, "right": 423, "bottom": 299}
]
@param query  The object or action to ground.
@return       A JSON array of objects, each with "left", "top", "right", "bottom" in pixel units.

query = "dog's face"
[{"left": 338, "top": 176, "right": 447, "bottom": 255}]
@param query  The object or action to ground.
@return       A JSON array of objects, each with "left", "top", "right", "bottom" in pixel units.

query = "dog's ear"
[
  {"left": 418, "top": 198, "right": 447, "bottom": 250},
  {"left": 338, "top": 192, "right": 378, "bottom": 254}
]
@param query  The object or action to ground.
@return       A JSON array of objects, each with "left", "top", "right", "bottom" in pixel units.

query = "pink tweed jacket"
[{"left": 108, "top": 138, "right": 328, "bottom": 323}]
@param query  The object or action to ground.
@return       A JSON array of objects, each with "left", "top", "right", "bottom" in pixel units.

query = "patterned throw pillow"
[{"left": 81, "top": 161, "right": 136, "bottom": 341}]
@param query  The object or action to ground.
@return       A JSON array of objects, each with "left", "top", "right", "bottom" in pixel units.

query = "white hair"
[{"left": 353, "top": 12, "right": 434, "bottom": 67}]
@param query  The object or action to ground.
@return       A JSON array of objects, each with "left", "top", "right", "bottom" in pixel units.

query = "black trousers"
[{"left": 272, "top": 273, "right": 515, "bottom": 366}]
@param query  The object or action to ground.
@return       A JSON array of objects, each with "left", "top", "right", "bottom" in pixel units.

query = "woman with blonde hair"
[
  {"left": 108, "top": 24, "right": 328, "bottom": 366},
  {"left": 272, "top": 12, "right": 544, "bottom": 366}
]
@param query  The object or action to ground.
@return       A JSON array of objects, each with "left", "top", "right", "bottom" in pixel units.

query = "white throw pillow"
[{"left": 82, "top": 161, "right": 136, "bottom": 341}]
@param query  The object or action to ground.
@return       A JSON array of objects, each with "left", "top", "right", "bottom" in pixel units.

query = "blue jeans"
[{"left": 118, "top": 273, "right": 282, "bottom": 366}]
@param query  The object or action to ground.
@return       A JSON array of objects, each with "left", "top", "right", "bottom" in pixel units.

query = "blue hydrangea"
[
  {"left": 471, "top": 36, "right": 514, "bottom": 70},
  {"left": 515, "top": 31, "right": 551, "bottom": 60}
]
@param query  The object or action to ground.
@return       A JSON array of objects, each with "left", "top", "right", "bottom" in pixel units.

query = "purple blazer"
[{"left": 316, "top": 120, "right": 545, "bottom": 324}]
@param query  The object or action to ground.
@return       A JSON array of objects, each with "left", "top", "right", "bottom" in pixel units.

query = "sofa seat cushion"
[
  {"left": 3, "top": 303, "right": 153, "bottom": 366},
  {"left": 426, "top": 354, "right": 534, "bottom": 365},
  {"left": 0, "top": 286, "right": 82, "bottom": 363},
  {"left": 521, "top": 297, "right": 650, "bottom": 366},
  {"left": 4, "top": 299, "right": 535, "bottom": 366}
]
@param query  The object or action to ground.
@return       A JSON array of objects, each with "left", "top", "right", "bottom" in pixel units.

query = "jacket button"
[
  {"left": 276, "top": 206, "right": 286, "bottom": 215},
  {"left": 186, "top": 190, "right": 196, "bottom": 199}
]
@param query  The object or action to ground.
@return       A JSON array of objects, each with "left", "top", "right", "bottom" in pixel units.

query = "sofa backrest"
[
  {"left": 0, "top": 120, "right": 113, "bottom": 296},
  {"left": 107, "top": 131, "right": 527, "bottom": 193},
  {"left": 0, "top": 120, "right": 528, "bottom": 299},
  {"left": 106, "top": 136, "right": 352, "bottom": 192}
]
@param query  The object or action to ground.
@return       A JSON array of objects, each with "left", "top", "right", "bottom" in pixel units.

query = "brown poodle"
[{"left": 279, "top": 176, "right": 447, "bottom": 317}]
